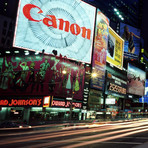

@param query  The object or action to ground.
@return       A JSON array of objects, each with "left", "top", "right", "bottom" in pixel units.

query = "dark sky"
[
  {"left": 3, "top": 0, "right": 148, "bottom": 51},
  {"left": 141, "top": 0, "right": 148, "bottom": 51}
]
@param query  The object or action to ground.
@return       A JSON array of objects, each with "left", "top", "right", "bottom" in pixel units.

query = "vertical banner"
[
  {"left": 139, "top": 79, "right": 148, "bottom": 103},
  {"left": 88, "top": 89, "right": 102, "bottom": 111},
  {"left": 107, "top": 27, "right": 124, "bottom": 70},
  {"left": 91, "top": 9, "right": 109, "bottom": 90}
]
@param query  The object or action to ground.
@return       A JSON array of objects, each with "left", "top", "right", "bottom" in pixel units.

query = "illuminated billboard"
[
  {"left": 107, "top": 27, "right": 124, "bottom": 70},
  {"left": 91, "top": 9, "right": 109, "bottom": 90},
  {"left": 105, "top": 72, "right": 127, "bottom": 97},
  {"left": 0, "top": 55, "right": 85, "bottom": 100},
  {"left": 127, "top": 63, "right": 145, "bottom": 96},
  {"left": 120, "top": 22, "right": 140, "bottom": 59},
  {"left": 139, "top": 79, "right": 148, "bottom": 103},
  {"left": 13, "top": 0, "right": 96, "bottom": 63}
]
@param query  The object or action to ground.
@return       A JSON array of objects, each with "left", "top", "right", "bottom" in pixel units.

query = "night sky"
[
  {"left": 2, "top": 0, "right": 148, "bottom": 52},
  {"left": 141, "top": 0, "right": 148, "bottom": 51}
]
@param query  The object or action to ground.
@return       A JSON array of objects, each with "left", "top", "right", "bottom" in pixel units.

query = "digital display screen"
[
  {"left": 127, "top": 63, "right": 145, "bottom": 96},
  {"left": 13, "top": 0, "right": 96, "bottom": 63}
]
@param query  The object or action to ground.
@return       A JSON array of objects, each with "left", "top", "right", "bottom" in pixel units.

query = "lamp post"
[{"left": 62, "top": 69, "right": 97, "bottom": 121}]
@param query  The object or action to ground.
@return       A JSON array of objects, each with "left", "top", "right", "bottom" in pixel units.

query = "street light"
[
  {"left": 62, "top": 69, "right": 97, "bottom": 121},
  {"left": 91, "top": 72, "right": 97, "bottom": 78}
]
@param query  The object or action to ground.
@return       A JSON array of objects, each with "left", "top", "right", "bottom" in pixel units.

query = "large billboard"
[
  {"left": 139, "top": 79, "right": 148, "bottom": 103},
  {"left": 105, "top": 72, "right": 127, "bottom": 97},
  {"left": 127, "top": 63, "right": 145, "bottom": 96},
  {"left": 13, "top": 0, "right": 96, "bottom": 63},
  {"left": 120, "top": 22, "right": 140, "bottom": 59},
  {"left": 107, "top": 27, "right": 124, "bottom": 70},
  {"left": 91, "top": 9, "right": 109, "bottom": 90},
  {"left": 0, "top": 55, "right": 85, "bottom": 100}
]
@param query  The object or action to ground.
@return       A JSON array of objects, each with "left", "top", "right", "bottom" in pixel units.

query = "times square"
[{"left": 0, "top": 0, "right": 148, "bottom": 148}]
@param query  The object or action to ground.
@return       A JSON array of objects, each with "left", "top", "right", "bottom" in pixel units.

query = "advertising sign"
[
  {"left": 139, "top": 79, "right": 148, "bottom": 103},
  {"left": 52, "top": 100, "right": 82, "bottom": 109},
  {"left": 127, "top": 63, "right": 145, "bottom": 96},
  {"left": 105, "top": 72, "right": 127, "bottom": 96},
  {"left": 13, "top": 0, "right": 96, "bottom": 63},
  {"left": 91, "top": 9, "right": 109, "bottom": 90},
  {"left": 107, "top": 27, "right": 124, "bottom": 70},
  {"left": 101, "top": 98, "right": 115, "bottom": 104},
  {"left": 0, "top": 55, "right": 85, "bottom": 100},
  {"left": 0, "top": 98, "right": 43, "bottom": 107},
  {"left": 120, "top": 22, "right": 141, "bottom": 59},
  {"left": 43, "top": 96, "right": 53, "bottom": 107},
  {"left": 82, "top": 66, "right": 91, "bottom": 110}
]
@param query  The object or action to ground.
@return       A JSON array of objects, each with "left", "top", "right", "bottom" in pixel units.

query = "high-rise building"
[{"left": 84, "top": 0, "right": 143, "bottom": 28}]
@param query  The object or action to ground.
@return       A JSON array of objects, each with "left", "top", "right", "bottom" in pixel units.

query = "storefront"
[
  {"left": 0, "top": 96, "right": 82, "bottom": 123},
  {"left": 87, "top": 89, "right": 103, "bottom": 119},
  {"left": 105, "top": 71, "right": 127, "bottom": 119}
]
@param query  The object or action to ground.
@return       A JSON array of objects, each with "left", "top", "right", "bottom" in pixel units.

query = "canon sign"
[
  {"left": 13, "top": 0, "right": 96, "bottom": 63},
  {"left": 23, "top": 4, "right": 91, "bottom": 40}
]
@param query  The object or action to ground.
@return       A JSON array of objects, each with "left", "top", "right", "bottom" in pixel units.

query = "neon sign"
[
  {"left": 108, "top": 83, "right": 126, "bottom": 94},
  {"left": 0, "top": 99, "right": 42, "bottom": 107},
  {"left": 52, "top": 100, "right": 82, "bottom": 108}
]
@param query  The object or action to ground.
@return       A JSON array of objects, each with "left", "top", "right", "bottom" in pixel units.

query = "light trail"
[
  {"left": 67, "top": 128, "right": 148, "bottom": 148},
  {"left": 20, "top": 125, "right": 148, "bottom": 148},
  {"left": 0, "top": 120, "right": 148, "bottom": 147},
  {"left": 0, "top": 124, "right": 113, "bottom": 145}
]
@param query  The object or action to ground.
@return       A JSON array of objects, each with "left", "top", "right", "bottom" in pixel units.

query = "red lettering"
[
  {"left": 81, "top": 27, "right": 91, "bottom": 39},
  {"left": 58, "top": 19, "right": 70, "bottom": 32},
  {"left": 13, "top": 99, "right": 18, "bottom": 106},
  {"left": 43, "top": 15, "right": 57, "bottom": 28},
  {"left": 29, "top": 100, "right": 33, "bottom": 106},
  {"left": 23, "top": 4, "right": 43, "bottom": 22},
  {"left": 38, "top": 99, "right": 42, "bottom": 106},
  {"left": 0, "top": 100, "right": 8, "bottom": 106},
  {"left": 70, "top": 24, "right": 81, "bottom": 35},
  {"left": 23, "top": 4, "right": 92, "bottom": 40}
]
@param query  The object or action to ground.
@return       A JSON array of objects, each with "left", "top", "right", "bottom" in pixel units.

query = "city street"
[{"left": 1, "top": 119, "right": 148, "bottom": 148}]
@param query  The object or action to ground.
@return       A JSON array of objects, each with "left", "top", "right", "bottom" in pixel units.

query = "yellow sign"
[
  {"left": 107, "top": 27, "right": 124, "bottom": 70},
  {"left": 43, "top": 96, "right": 53, "bottom": 107}
]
